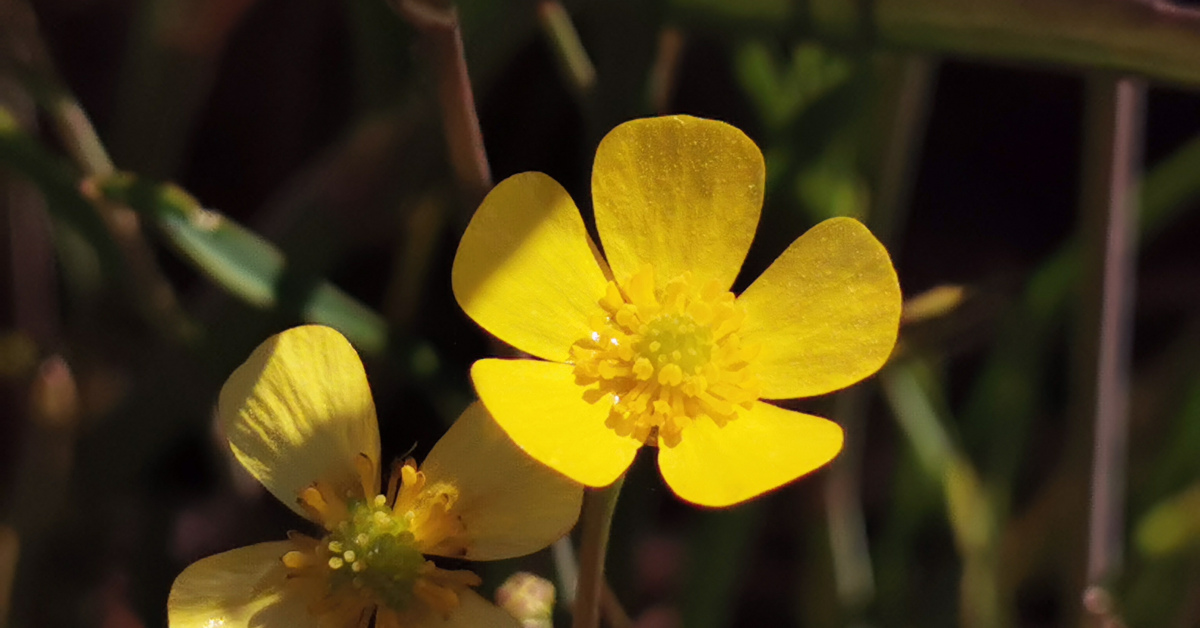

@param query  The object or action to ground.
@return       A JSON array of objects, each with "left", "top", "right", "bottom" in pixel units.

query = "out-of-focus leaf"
[
  {"left": 1136, "top": 482, "right": 1200, "bottom": 557},
  {"left": 735, "top": 41, "right": 868, "bottom": 225},
  {"left": 669, "top": 0, "right": 791, "bottom": 24},
  {"left": 95, "top": 174, "right": 389, "bottom": 356},
  {"left": 1143, "top": 132, "right": 1200, "bottom": 237},
  {"left": 793, "top": 141, "right": 868, "bottom": 223},
  {"left": 680, "top": 503, "right": 766, "bottom": 628},
  {"left": 961, "top": 127, "right": 1200, "bottom": 481},
  {"left": 684, "top": 0, "right": 1200, "bottom": 86},
  {"left": 735, "top": 42, "right": 852, "bottom": 132},
  {"left": 0, "top": 107, "right": 123, "bottom": 277}
]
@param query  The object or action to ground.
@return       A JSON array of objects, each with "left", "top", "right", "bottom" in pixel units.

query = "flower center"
[
  {"left": 570, "top": 266, "right": 761, "bottom": 447},
  {"left": 283, "top": 461, "right": 479, "bottom": 622},
  {"left": 635, "top": 314, "right": 713, "bottom": 376},
  {"left": 323, "top": 496, "right": 425, "bottom": 611}
]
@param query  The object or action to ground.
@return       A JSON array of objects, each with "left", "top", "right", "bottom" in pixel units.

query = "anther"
[{"left": 570, "top": 267, "right": 760, "bottom": 446}]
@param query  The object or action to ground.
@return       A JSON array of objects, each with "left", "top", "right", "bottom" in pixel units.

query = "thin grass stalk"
[
  {"left": 4, "top": 0, "right": 195, "bottom": 342},
  {"left": 388, "top": 0, "right": 493, "bottom": 210},
  {"left": 1079, "top": 76, "right": 1145, "bottom": 628},
  {"left": 538, "top": 2, "right": 596, "bottom": 97}
]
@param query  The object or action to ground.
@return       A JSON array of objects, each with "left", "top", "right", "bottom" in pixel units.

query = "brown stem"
[
  {"left": 1078, "top": 75, "right": 1145, "bottom": 627},
  {"left": 824, "top": 389, "right": 874, "bottom": 615},
  {"left": 648, "top": 27, "right": 685, "bottom": 115},
  {"left": 4, "top": 0, "right": 195, "bottom": 342},
  {"left": 389, "top": 0, "right": 493, "bottom": 210}
]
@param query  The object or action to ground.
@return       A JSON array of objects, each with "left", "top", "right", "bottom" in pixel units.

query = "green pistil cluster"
[
  {"left": 325, "top": 495, "right": 425, "bottom": 611},
  {"left": 636, "top": 313, "right": 713, "bottom": 376}
]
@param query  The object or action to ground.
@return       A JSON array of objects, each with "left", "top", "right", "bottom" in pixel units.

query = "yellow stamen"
[
  {"left": 571, "top": 266, "right": 761, "bottom": 447},
  {"left": 354, "top": 452, "right": 377, "bottom": 502},
  {"left": 282, "top": 551, "right": 311, "bottom": 569},
  {"left": 281, "top": 459, "right": 482, "bottom": 621},
  {"left": 297, "top": 482, "right": 350, "bottom": 530}
]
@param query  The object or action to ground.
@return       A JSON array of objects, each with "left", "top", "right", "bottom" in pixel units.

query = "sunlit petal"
[
  {"left": 168, "top": 542, "right": 325, "bottom": 628},
  {"left": 738, "top": 217, "right": 901, "bottom": 399},
  {"left": 218, "top": 325, "right": 381, "bottom": 520},
  {"left": 420, "top": 402, "right": 582, "bottom": 561},
  {"left": 417, "top": 587, "right": 520, "bottom": 628},
  {"left": 657, "top": 402, "right": 843, "bottom": 507},
  {"left": 593, "top": 115, "right": 764, "bottom": 290},
  {"left": 453, "top": 172, "right": 611, "bottom": 362},
  {"left": 471, "top": 359, "right": 642, "bottom": 487}
]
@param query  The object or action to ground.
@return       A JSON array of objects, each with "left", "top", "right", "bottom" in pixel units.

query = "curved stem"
[{"left": 573, "top": 475, "right": 625, "bottom": 628}]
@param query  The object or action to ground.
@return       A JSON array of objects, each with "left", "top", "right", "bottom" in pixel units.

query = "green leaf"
[
  {"left": 0, "top": 107, "right": 123, "bottom": 277},
  {"left": 95, "top": 174, "right": 389, "bottom": 356}
]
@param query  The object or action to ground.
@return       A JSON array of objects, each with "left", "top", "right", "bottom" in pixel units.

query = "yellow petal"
[
  {"left": 592, "top": 115, "right": 765, "bottom": 290},
  {"left": 657, "top": 402, "right": 843, "bottom": 507},
  {"left": 218, "top": 325, "right": 381, "bottom": 520},
  {"left": 453, "top": 172, "right": 611, "bottom": 362},
  {"left": 417, "top": 587, "right": 521, "bottom": 628},
  {"left": 470, "top": 359, "right": 642, "bottom": 487},
  {"left": 737, "top": 217, "right": 901, "bottom": 399},
  {"left": 168, "top": 542, "right": 323, "bottom": 628},
  {"left": 420, "top": 402, "right": 583, "bottom": 561}
]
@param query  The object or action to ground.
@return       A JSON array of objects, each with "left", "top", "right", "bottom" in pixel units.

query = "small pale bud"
[{"left": 495, "top": 572, "right": 555, "bottom": 628}]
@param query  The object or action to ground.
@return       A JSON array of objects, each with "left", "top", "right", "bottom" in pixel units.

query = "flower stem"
[{"left": 573, "top": 475, "right": 625, "bottom": 628}]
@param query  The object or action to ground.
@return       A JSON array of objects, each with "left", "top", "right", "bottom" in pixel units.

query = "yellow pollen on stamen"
[
  {"left": 571, "top": 267, "right": 761, "bottom": 447},
  {"left": 282, "top": 462, "right": 475, "bottom": 619}
]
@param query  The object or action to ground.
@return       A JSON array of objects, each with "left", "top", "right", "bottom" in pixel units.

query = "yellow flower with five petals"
[
  {"left": 453, "top": 115, "right": 901, "bottom": 507},
  {"left": 168, "top": 325, "right": 582, "bottom": 628}
]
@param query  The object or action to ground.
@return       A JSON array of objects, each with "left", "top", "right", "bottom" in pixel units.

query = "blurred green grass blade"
[
  {"left": 1141, "top": 374, "right": 1200, "bottom": 503},
  {"left": 681, "top": 502, "right": 766, "bottom": 628},
  {"left": 881, "top": 361, "right": 958, "bottom": 476},
  {"left": 881, "top": 360, "right": 1005, "bottom": 627},
  {"left": 1143, "top": 132, "right": 1200, "bottom": 237},
  {"left": 669, "top": 0, "right": 792, "bottom": 27},
  {"left": 95, "top": 174, "right": 389, "bottom": 355},
  {"left": 961, "top": 250, "right": 1076, "bottom": 481},
  {"left": 1136, "top": 482, "right": 1200, "bottom": 557},
  {"left": 962, "top": 128, "right": 1200, "bottom": 481},
  {"left": 0, "top": 107, "right": 123, "bottom": 277},
  {"left": 678, "top": 0, "right": 1200, "bottom": 86}
]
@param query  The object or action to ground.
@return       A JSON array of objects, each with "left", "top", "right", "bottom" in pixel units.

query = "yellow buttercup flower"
[
  {"left": 453, "top": 115, "right": 901, "bottom": 507},
  {"left": 168, "top": 325, "right": 582, "bottom": 628}
]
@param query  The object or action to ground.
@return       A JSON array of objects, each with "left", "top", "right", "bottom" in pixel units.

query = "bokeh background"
[{"left": 4, "top": 0, "right": 1200, "bottom": 627}]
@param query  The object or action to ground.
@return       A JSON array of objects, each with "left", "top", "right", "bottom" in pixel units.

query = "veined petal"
[
  {"left": 470, "top": 359, "right": 642, "bottom": 487},
  {"left": 168, "top": 542, "right": 324, "bottom": 628},
  {"left": 420, "top": 402, "right": 582, "bottom": 561},
  {"left": 416, "top": 587, "right": 520, "bottom": 628},
  {"left": 738, "top": 217, "right": 901, "bottom": 399},
  {"left": 593, "top": 115, "right": 765, "bottom": 291},
  {"left": 219, "top": 325, "right": 382, "bottom": 520},
  {"left": 658, "top": 402, "right": 843, "bottom": 507},
  {"left": 453, "top": 172, "right": 611, "bottom": 362}
]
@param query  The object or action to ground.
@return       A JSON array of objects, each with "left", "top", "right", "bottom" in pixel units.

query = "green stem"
[
  {"left": 538, "top": 1, "right": 596, "bottom": 96},
  {"left": 806, "top": 0, "right": 1200, "bottom": 87},
  {"left": 573, "top": 476, "right": 625, "bottom": 628}
]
